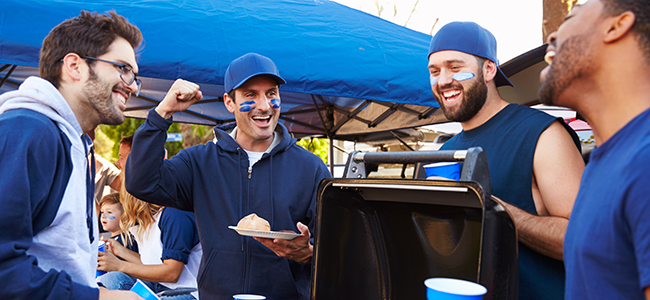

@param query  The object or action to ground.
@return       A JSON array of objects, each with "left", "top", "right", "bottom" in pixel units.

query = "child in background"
[
  {"left": 96, "top": 182, "right": 201, "bottom": 300},
  {"left": 99, "top": 193, "right": 138, "bottom": 253}
]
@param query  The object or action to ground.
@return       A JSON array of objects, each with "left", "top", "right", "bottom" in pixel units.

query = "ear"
[
  {"left": 224, "top": 92, "right": 236, "bottom": 113},
  {"left": 603, "top": 11, "right": 635, "bottom": 43},
  {"left": 483, "top": 60, "right": 498, "bottom": 83},
  {"left": 60, "top": 53, "right": 84, "bottom": 82}
]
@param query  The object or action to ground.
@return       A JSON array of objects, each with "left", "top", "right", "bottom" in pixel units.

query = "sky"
[{"left": 331, "top": 0, "right": 585, "bottom": 63}]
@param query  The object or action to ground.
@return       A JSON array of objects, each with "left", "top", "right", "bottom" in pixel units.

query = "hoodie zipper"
[{"left": 243, "top": 160, "right": 252, "bottom": 292}]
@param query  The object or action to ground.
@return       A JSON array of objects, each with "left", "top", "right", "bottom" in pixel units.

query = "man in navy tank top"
[
  {"left": 540, "top": 0, "right": 650, "bottom": 299},
  {"left": 428, "top": 22, "right": 585, "bottom": 300}
]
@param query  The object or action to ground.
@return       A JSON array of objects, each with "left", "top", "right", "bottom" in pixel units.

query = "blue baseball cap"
[
  {"left": 224, "top": 53, "right": 286, "bottom": 93},
  {"left": 428, "top": 22, "right": 513, "bottom": 87}
]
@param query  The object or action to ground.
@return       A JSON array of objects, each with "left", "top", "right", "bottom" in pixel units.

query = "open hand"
[{"left": 254, "top": 222, "right": 313, "bottom": 263}]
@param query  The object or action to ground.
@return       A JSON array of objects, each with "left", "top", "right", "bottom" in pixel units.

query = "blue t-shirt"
[
  {"left": 564, "top": 108, "right": 650, "bottom": 299},
  {"left": 112, "top": 233, "right": 139, "bottom": 254},
  {"left": 158, "top": 208, "right": 200, "bottom": 264},
  {"left": 441, "top": 104, "right": 576, "bottom": 300}
]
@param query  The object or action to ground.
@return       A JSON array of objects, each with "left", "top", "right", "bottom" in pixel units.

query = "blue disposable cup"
[
  {"left": 233, "top": 295, "right": 266, "bottom": 300},
  {"left": 96, "top": 241, "right": 106, "bottom": 277},
  {"left": 424, "top": 162, "right": 461, "bottom": 180},
  {"left": 425, "top": 278, "right": 487, "bottom": 300},
  {"left": 131, "top": 279, "right": 161, "bottom": 300}
]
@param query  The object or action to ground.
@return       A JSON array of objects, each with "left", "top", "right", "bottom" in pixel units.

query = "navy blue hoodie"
[{"left": 125, "top": 109, "right": 331, "bottom": 300}]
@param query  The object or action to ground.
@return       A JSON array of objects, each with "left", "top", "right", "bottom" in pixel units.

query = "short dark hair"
[
  {"left": 228, "top": 89, "right": 237, "bottom": 103},
  {"left": 475, "top": 56, "right": 487, "bottom": 69},
  {"left": 120, "top": 134, "right": 134, "bottom": 148},
  {"left": 39, "top": 10, "right": 143, "bottom": 88},
  {"left": 601, "top": 0, "right": 650, "bottom": 63}
]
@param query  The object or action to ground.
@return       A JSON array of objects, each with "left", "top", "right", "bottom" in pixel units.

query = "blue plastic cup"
[
  {"left": 425, "top": 278, "right": 487, "bottom": 300},
  {"left": 424, "top": 162, "right": 461, "bottom": 180},
  {"left": 96, "top": 241, "right": 106, "bottom": 277},
  {"left": 131, "top": 279, "right": 161, "bottom": 300},
  {"left": 233, "top": 295, "right": 266, "bottom": 300}
]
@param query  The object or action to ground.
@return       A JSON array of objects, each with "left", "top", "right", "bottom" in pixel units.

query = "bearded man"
[
  {"left": 428, "top": 22, "right": 585, "bottom": 300},
  {"left": 0, "top": 11, "right": 144, "bottom": 300},
  {"left": 540, "top": 0, "right": 650, "bottom": 298}
]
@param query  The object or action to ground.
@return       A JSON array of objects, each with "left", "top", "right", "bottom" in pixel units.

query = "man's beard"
[
  {"left": 539, "top": 33, "right": 593, "bottom": 107},
  {"left": 437, "top": 72, "right": 488, "bottom": 123},
  {"left": 82, "top": 67, "right": 126, "bottom": 125}
]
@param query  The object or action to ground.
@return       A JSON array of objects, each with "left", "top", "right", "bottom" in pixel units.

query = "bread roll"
[{"left": 237, "top": 213, "right": 271, "bottom": 231}]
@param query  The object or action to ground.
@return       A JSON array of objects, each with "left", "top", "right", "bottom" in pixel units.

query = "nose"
[
  {"left": 124, "top": 80, "right": 139, "bottom": 96},
  {"left": 546, "top": 31, "right": 557, "bottom": 46},
  {"left": 256, "top": 95, "right": 272, "bottom": 111},
  {"left": 436, "top": 69, "right": 454, "bottom": 87}
]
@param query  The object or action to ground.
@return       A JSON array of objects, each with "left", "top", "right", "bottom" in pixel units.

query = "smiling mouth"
[
  {"left": 442, "top": 89, "right": 461, "bottom": 103},
  {"left": 113, "top": 87, "right": 130, "bottom": 108},
  {"left": 545, "top": 50, "right": 556, "bottom": 65},
  {"left": 252, "top": 115, "right": 272, "bottom": 125}
]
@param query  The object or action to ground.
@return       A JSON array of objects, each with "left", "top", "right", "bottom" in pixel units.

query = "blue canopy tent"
[{"left": 0, "top": 0, "right": 446, "bottom": 142}]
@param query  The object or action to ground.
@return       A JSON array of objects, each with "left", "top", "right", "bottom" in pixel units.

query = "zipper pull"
[{"left": 248, "top": 166, "right": 252, "bottom": 179}]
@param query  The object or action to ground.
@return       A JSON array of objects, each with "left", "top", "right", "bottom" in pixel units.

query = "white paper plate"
[{"left": 228, "top": 226, "right": 301, "bottom": 240}]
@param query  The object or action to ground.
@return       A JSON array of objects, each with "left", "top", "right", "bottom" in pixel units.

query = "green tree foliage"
[
  {"left": 98, "top": 118, "right": 144, "bottom": 162},
  {"left": 99, "top": 118, "right": 184, "bottom": 161},
  {"left": 297, "top": 138, "right": 329, "bottom": 164}
]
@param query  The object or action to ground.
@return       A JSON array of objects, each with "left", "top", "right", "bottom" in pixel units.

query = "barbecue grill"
[{"left": 311, "top": 147, "right": 518, "bottom": 300}]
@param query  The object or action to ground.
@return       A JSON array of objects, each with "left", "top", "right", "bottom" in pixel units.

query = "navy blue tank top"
[{"left": 441, "top": 104, "right": 577, "bottom": 300}]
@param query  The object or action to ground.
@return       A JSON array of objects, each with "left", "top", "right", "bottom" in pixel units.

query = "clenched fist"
[{"left": 155, "top": 79, "right": 203, "bottom": 119}]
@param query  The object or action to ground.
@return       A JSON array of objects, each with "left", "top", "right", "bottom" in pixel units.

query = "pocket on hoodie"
[
  {"left": 197, "top": 249, "right": 244, "bottom": 290},
  {"left": 249, "top": 252, "right": 303, "bottom": 299}
]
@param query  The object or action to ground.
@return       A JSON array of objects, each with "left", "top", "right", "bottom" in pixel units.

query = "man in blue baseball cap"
[
  {"left": 124, "top": 53, "right": 330, "bottom": 299},
  {"left": 429, "top": 22, "right": 585, "bottom": 300}
]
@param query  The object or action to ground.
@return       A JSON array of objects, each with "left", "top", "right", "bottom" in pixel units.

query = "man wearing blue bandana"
[
  {"left": 124, "top": 53, "right": 331, "bottom": 299},
  {"left": 428, "top": 22, "right": 585, "bottom": 299}
]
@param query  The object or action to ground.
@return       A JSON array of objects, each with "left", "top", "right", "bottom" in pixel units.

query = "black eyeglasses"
[{"left": 81, "top": 56, "right": 142, "bottom": 96}]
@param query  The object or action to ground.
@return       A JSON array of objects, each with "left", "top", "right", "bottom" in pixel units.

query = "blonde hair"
[{"left": 118, "top": 176, "right": 161, "bottom": 245}]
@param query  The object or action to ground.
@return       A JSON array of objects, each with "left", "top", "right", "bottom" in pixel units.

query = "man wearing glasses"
[{"left": 0, "top": 11, "right": 143, "bottom": 300}]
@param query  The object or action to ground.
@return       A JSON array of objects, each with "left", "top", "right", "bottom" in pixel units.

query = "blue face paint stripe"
[
  {"left": 270, "top": 99, "right": 281, "bottom": 109},
  {"left": 107, "top": 216, "right": 116, "bottom": 220},
  {"left": 239, "top": 100, "right": 256, "bottom": 112},
  {"left": 430, "top": 72, "right": 476, "bottom": 86},
  {"left": 453, "top": 72, "right": 475, "bottom": 81}
]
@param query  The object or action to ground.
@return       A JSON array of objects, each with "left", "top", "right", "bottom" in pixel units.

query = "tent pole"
[
  {"left": 0, "top": 65, "right": 17, "bottom": 89},
  {"left": 329, "top": 135, "right": 334, "bottom": 175}
]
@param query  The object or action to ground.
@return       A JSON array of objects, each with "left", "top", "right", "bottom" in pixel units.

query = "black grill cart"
[{"left": 311, "top": 147, "right": 518, "bottom": 300}]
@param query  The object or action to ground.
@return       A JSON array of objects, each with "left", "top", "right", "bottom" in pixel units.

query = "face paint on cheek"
[
  {"left": 430, "top": 72, "right": 476, "bottom": 86},
  {"left": 239, "top": 101, "right": 256, "bottom": 112},
  {"left": 270, "top": 99, "right": 281, "bottom": 109},
  {"left": 107, "top": 216, "right": 116, "bottom": 220}
]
